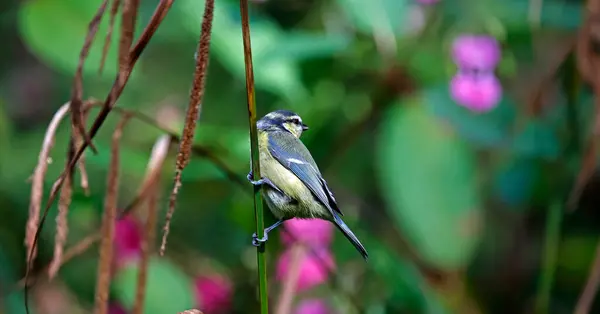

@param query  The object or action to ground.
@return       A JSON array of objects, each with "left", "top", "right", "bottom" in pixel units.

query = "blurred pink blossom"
[
  {"left": 450, "top": 72, "right": 502, "bottom": 113},
  {"left": 416, "top": 0, "right": 440, "bottom": 4},
  {"left": 452, "top": 35, "right": 501, "bottom": 70},
  {"left": 295, "top": 299, "right": 332, "bottom": 314},
  {"left": 194, "top": 274, "right": 233, "bottom": 314},
  {"left": 109, "top": 302, "right": 128, "bottom": 314},
  {"left": 281, "top": 218, "right": 334, "bottom": 246},
  {"left": 114, "top": 215, "right": 142, "bottom": 266},
  {"left": 276, "top": 247, "right": 335, "bottom": 292}
]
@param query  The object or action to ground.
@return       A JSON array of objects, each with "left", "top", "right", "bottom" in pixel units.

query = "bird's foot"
[
  {"left": 252, "top": 232, "right": 269, "bottom": 247},
  {"left": 246, "top": 171, "right": 285, "bottom": 195}
]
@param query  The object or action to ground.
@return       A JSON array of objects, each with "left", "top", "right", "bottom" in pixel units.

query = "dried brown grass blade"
[
  {"left": 17, "top": 232, "right": 102, "bottom": 289},
  {"left": 25, "top": 2, "right": 175, "bottom": 309},
  {"left": 26, "top": 103, "right": 71, "bottom": 267},
  {"left": 69, "top": 0, "right": 109, "bottom": 154},
  {"left": 574, "top": 238, "right": 600, "bottom": 314},
  {"left": 160, "top": 0, "right": 215, "bottom": 256},
  {"left": 99, "top": 0, "right": 121, "bottom": 75},
  {"left": 94, "top": 115, "right": 130, "bottom": 314},
  {"left": 121, "top": 135, "right": 171, "bottom": 216},
  {"left": 133, "top": 181, "right": 161, "bottom": 314},
  {"left": 48, "top": 139, "right": 75, "bottom": 280},
  {"left": 118, "top": 0, "right": 140, "bottom": 75}
]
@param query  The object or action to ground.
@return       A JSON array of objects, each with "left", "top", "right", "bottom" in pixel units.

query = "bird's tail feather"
[{"left": 332, "top": 213, "right": 368, "bottom": 260}]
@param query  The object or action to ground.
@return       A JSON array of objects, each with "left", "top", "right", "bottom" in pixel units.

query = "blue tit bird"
[{"left": 247, "top": 110, "right": 369, "bottom": 260}]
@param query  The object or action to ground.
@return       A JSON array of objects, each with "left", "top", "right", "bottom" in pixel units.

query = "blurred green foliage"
[{"left": 0, "top": 0, "right": 599, "bottom": 313}]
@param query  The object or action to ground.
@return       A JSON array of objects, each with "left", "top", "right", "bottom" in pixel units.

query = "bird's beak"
[{"left": 302, "top": 123, "right": 309, "bottom": 131}]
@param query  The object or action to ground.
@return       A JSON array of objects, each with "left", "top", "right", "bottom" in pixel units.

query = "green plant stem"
[
  {"left": 535, "top": 200, "right": 563, "bottom": 314},
  {"left": 239, "top": 0, "right": 268, "bottom": 313}
]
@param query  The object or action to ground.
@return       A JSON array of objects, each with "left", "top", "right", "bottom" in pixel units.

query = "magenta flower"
[
  {"left": 276, "top": 247, "right": 335, "bottom": 292},
  {"left": 452, "top": 35, "right": 501, "bottom": 70},
  {"left": 108, "top": 302, "right": 128, "bottom": 314},
  {"left": 450, "top": 72, "right": 502, "bottom": 113},
  {"left": 295, "top": 299, "right": 332, "bottom": 314},
  {"left": 114, "top": 215, "right": 142, "bottom": 266},
  {"left": 281, "top": 218, "right": 334, "bottom": 246},
  {"left": 416, "top": 0, "right": 440, "bottom": 4},
  {"left": 194, "top": 274, "right": 233, "bottom": 314}
]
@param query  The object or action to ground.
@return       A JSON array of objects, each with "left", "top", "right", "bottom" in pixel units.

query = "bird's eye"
[{"left": 290, "top": 118, "right": 301, "bottom": 125}]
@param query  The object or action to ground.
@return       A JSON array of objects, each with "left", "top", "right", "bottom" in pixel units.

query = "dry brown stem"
[
  {"left": 99, "top": 0, "right": 121, "bottom": 74},
  {"left": 161, "top": 0, "right": 214, "bottom": 256},
  {"left": 275, "top": 244, "right": 305, "bottom": 314},
  {"left": 26, "top": 103, "right": 71, "bottom": 267},
  {"left": 570, "top": 0, "right": 600, "bottom": 209},
  {"left": 122, "top": 135, "right": 171, "bottom": 215},
  {"left": 26, "top": 2, "right": 176, "bottom": 309},
  {"left": 574, "top": 238, "right": 600, "bottom": 314},
  {"left": 133, "top": 181, "right": 160, "bottom": 314},
  {"left": 93, "top": 115, "right": 130, "bottom": 314},
  {"left": 69, "top": 0, "right": 108, "bottom": 154}
]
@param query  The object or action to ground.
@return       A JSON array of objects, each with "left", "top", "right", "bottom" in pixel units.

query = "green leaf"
[
  {"left": 512, "top": 120, "right": 559, "bottom": 160},
  {"left": 113, "top": 258, "right": 195, "bottom": 314},
  {"left": 18, "top": 0, "right": 125, "bottom": 77},
  {"left": 376, "top": 100, "right": 483, "bottom": 270},
  {"left": 493, "top": 157, "right": 537, "bottom": 207},
  {"left": 424, "top": 85, "right": 516, "bottom": 148},
  {"left": 179, "top": 0, "right": 307, "bottom": 102},
  {"left": 336, "top": 0, "right": 411, "bottom": 36}
]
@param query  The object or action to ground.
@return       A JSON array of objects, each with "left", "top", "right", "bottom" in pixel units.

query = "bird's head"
[{"left": 257, "top": 110, "right": 309, "bottom": 138}]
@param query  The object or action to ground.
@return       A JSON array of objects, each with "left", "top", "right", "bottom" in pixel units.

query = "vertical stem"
[
  {"left": 239, "top": 0, "right": 268, "bottom": 313},
  {"left": 535, "top": 200, "right": 562, "bottom": 314}
]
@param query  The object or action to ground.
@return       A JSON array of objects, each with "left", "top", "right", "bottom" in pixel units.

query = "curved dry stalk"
[
  {"left": 94, "top": 115, "right": 130, "bottom": 314},
  {"left": 69, "top": 0, "right": 108, "bottom": 154},
  {"left": 161, "top": 0, "right": 215, "bottom": 256},
  {"left": 48, "top": 165, "right": 73, "bottom": 280},
  {"left": 99, "top": 0, "right": 121, "bottom": 74},
  {"left": 26, "top": 103, "right": 71, "bottom": 266},
  {"left": 275, "top": 244, "right": 305, "bottom": 314},
  {"left": 25, "top": 2, "right": 176, "bottom": 310},
  {"left": 574, "top": 238, "right": 600, "bottom": 314},
  {"left": 133, "top": 181, "right": 160, "bottom": 314},
  {"left": 122, "top": 135, "right": 171, "bottom": 215}
]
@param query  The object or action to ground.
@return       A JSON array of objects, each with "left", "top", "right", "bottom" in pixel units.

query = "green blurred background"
[{"left": 1, "top": 0, "right": 599, "bottom": 313}]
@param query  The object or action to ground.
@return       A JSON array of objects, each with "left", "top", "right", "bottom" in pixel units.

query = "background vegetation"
[{"left": 0, "top": 0, "right": 599, "bottom": 313}]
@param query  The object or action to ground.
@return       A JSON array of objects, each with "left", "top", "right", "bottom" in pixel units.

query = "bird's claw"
[
  {"left": 247, "top": 171, "right": 262, "bottom": 186},
  {"left": 252, "top": 232, "right": 268, "bottom": 247},
  {"left": 246, "top": 171, "right": 285, "bottom": 195}
]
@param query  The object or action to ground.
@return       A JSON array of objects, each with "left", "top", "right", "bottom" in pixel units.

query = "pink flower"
[
  {"left": 276, "top": 247, "right": 335, "bottom": 292},
  {"left": 452, "top": 35, "right": 501, "bottom": 70},
  {"left": 416, "top": 0, "right": 440, "bottom": 4},
  {"left": 109, "top": 302, "right": 128, "bottom": 314},
  {"left": 194, "top": 274, "right": 233, "bottom": 314},
  {"left": 114, "top": 215, "right": 142, "bottom": 265},
  {"left": 281, "top": 218, "right": 334, "bottom": 246},
  {"left": 450, "top": 72, "right": 502, "bottom": 113},
  {"left": 295, "top": 299, "right": 332, "bottom": 314}
]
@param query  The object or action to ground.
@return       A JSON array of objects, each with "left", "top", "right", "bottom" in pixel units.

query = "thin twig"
[
  {"left": 275, "top": 245, "right": 305, "bottom": 314},
  {"left": 534, "top": 201, "right": 562, "bottom": 314},
  {"left": 48, "top": 141, "right": 74, "bottom": 279},
  {"left": 69, "top": 0, "right": 108, "bottom": 154},
  {"left": 239, "top": 0, "right": 269, "bottom": 312},
  {"left": 574, "top": 237, "right": 600, "bottom": 314},
  {"left": 133, "top": 182, "right": 160, "bottom": 314},
  {"left": 160, "top": 0, "right": 214, "bottom": 256},
  {"left": 94, "top": 115, "right": 129, "bottom": 314},
  {"left": 26, "top": 104, "right": 71, "bottom": 267},
  {"left": 99, "top": 0, "right": 121, "bottom": 75},
  {"left": 25, "top": 2, "right": 175, "bottom": 310}
]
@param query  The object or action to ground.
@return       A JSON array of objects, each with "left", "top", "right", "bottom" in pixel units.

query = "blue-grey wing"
[{"left": 267, "top": 132, "right": 343, "bottom": 216}]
